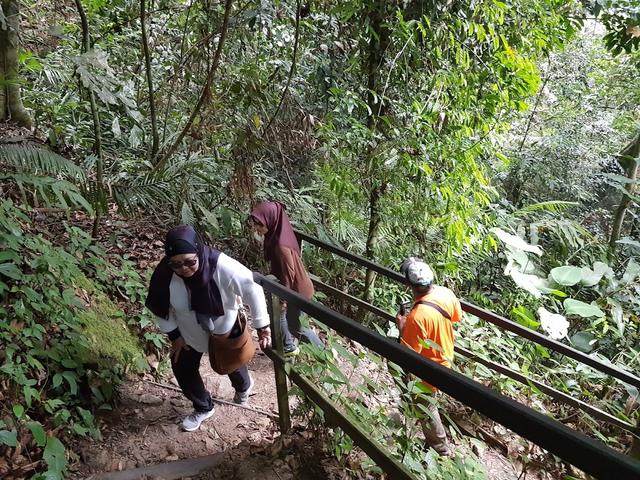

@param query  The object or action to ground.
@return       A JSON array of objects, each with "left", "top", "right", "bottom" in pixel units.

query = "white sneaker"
[
  {"left": 182, "top": 408, "right": 215, "bottom": 431},
  {"left": 233, "top": 374, "right": 254, "bottom": 406}
]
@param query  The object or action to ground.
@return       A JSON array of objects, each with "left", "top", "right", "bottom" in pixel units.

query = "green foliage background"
[{"left": 0, "top": 0, "right": 639, "bottom": 477}]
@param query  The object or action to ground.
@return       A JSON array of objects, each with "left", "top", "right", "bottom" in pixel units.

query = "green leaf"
[
  {"left": 13, "top": 404, "right": 24, "bottom": 419},
  {"left": 616, "top": 238, "right": 640, "bottom": 250},
  {"left": 61, "top": 359, "right": 77, "bottom": 369},
  {"left": 507, "top": 269, "right": 550, "bottom": 298},
  {"left": 511, "top": 306, "right": 540, "bottom": 330},
  {"left": 548, "top": 289, "right": 568, "bottom": 298},
  {"left": 0, "top": 250, "right": 20, "bottom": 262},
  {"left": 506, "top": 249, "right": 536, "bottom": 273},
  {"left": 608, "top": 300, "right": 625, "bottom": 337},
  {"left": 0, "top": 262, "right": 23, "bottom": 280},
  {"left": 27, "top": 421, "right": 47, "bottom": 447},
  {"left": 622, "top": 259, "right": 640, "bottom": 285},
  {"left": 0, "top": 144, "right": 85, "bottom": 181},
  {"left": 564, "top": 299, "right": 604, "bottom": 318},
  {"left": 43, "top": 436, "right": 66, "bottom": 475},
  {"left": 52, "top": 373, "right": 63, "bottom": 389},
  {"left": 0, "top": 429, "right": 17, "bottom": 447},
  {"left": 490, "top": 227, "right": 542, "bottom": 254},
  {"left": 111, "top": 116, "right": 121, "bottom": 138},
  {"left": 593, "top": 261, "right": 613, "bottom": 279},
  {"left": 570, "top": 331, "right": 597, "bottom": 353},
  {"left": 535, "top": 344, "right": 550, "bottom": 359},
  {"left": 221, "top": 208, "right": 232, "bottom": 234},
  {"left": 24, "top": 385, "right": 36, "bottom": 407},
  {"left": 515, "top": 201, "right": 578, "bottom": 215},
  {"left": 550, "top": 266, "right": 582, "bottom": 286},
  {"left": 579, "top": 267, "right": 604, "bottom": 287},
  {"left": 62, "top": 371, "right": 78, "bottom": 395},
  {"left": 538, "top": 307, "right": 569, "bottom": 340}
]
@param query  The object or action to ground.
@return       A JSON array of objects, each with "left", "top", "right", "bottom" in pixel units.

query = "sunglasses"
[{"left": 168, "top": 258, "right": 198, "bottom": 270}]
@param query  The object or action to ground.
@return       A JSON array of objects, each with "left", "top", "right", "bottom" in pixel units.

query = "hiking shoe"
[
  {"left": 284, "top": 345, "right": 300, "bottom": 357},
  {"left": 233, "top": 374, "right": 254, "bottom": 406},
  {"left": 182, "top": 408, "right": 215, "bottom": 432},
  {"left": 424, "top": 450, "right": 439, "bottom": 469}
]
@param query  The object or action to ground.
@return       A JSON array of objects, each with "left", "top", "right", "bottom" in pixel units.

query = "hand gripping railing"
[
  {"left": 294, "top": 229, "right": 640, "bottom": 390},
  {"left": 254, "top": 272, "right": 640, "bottom": 480}
]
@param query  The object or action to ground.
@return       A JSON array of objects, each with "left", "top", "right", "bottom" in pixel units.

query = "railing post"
[{"left": 266, "top": 281, "right": 291, "bottom": 433}]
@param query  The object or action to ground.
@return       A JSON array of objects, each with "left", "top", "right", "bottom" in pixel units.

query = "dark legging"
[
  {"left": 281, "top": 304, "right": 323, "bottom": 349},
  {"left": 171, "top": 347, "right": 250, "bottom": 412}
]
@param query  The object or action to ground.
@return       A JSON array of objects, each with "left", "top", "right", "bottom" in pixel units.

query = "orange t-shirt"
[{"left": 400, "top": 285, "right": 462, "bottom": 391}]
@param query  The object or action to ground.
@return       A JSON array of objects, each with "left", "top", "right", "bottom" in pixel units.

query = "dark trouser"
[
  {"left": 171, "top": 347, "right": 250, "bottom": 413},
  {"left": 416, "top": 392, "right": 451, "bottom": 456},
  {"left": 281, "top": 304, "right": 324, "bottom": 349}
]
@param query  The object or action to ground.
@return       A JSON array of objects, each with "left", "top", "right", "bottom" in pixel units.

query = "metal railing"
[
  {"left": 310, "top": 274, "right": 636, "bottom": 432},
  {"left": 295, "top": 229, "right": 640, "bottom": 390},
  {"left": 254, "top": 273, "right": 640, "bottom": 480}
]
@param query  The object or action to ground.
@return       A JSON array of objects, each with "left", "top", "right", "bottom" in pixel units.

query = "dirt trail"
[
  {"left": 69, "top": 345, "right": 535, "bottom": 480},
  {"left": 71, "top": 352, "right": 282, "bottom": 479}
]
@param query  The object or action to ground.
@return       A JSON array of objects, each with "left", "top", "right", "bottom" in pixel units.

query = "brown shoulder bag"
[{"left": 208, "top": 308, "right": 256, "bottom": 375}]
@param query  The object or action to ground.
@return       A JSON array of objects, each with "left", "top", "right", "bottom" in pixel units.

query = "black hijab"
[{"left": 145, "top": 225, "right": 224, "bottom": 318}]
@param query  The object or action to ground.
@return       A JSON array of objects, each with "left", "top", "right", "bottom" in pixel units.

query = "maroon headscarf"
[
  {"left": 145, "top": 225, "right": 223, "bottom": 319},
  {"left": 250, "top": 201, "right": 300, "bottom": 261}
]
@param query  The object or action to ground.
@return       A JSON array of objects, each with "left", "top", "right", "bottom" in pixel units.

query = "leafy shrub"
[
  {"left": 287, "top": 325, "right": 489, "bottom": 480},
  {"left": 0, "top": 200, "right": 152, "bottom": 479}
]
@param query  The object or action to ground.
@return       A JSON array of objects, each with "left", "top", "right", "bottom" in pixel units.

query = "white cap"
[{"left": 400, "top": 257, "right": 434, "bottom": 286}]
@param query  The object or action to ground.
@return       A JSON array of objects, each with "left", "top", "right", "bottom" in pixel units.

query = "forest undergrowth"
[{"left": 1, "top": 0, "right": 639, "bottom": 478}]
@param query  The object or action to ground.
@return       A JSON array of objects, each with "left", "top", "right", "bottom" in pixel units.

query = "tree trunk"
[
  {"left": 365, "top": 0, "right": 388, "bottom": 130},
  {"left": 140, "top": 0, "right": 159, "bottom": 159},
  {"left": 609, "top": 132, "right": 640, "bottom": 251},
  {"left": 154, "top": 0, "right": 234, "bottom": 171},
  {"left": 360, "top": 0, "right": 389, "bottom": 310},
  {"left": 0, "top": 0, "right": 32, "bottom": 127},
  {"left": 363, "top": 184, "right": 386, "bottom": 306},
  {"left": 74, "top": 0, "right": 105, "bottom": 238}
]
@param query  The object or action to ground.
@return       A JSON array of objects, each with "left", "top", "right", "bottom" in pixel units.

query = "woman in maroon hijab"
[{"left": 249, "top": 201, "right": 323, "bottom": 354}]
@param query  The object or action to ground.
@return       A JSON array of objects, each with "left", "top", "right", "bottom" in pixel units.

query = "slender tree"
[
  {"left": 0, "top": 0, "right": 32, "bottom": 127},
  {"left": 154, "top": 0, "right": 234, "bottom": 171},
  {"left": 74, "top": 0, "right": 105, "bottom": 238},
  {"left": 609, "top": 132, "right": 640, "bottom": 251},
  {"left": 140, "top": 0, "right": 159, "bottom": 159},
  {"left": 361, "top": 0, "right": 390, "bottom": 307}
]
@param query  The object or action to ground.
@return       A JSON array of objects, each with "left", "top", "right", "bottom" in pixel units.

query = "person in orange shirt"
[{"left": 395, "top": 257, "right": 462, "bottom": 457}]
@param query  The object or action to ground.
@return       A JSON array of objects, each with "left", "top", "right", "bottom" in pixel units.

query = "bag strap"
[{"left": 414, "top": 300, "right": 452, "bottom": 320}]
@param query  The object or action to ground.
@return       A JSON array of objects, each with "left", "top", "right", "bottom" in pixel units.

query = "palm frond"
[
  {"left": 111, "top": 177, "right": 174, "bottom": 215},
  {"left": 41, "top": 64, "right": 71, "bottom": 87},
  {"left": 332, "top": 209, "right": 367, "bottom": 253},
  {"left": 514, "top": 201, "right": 579, "bottom": 216},
  {"left": 1, "top": 173, "right": 93, "bottom": 214},
  {"left": 0, "top": 144, "right": 86, "bottom": 181},
  {"left": 180, "top": 201, "right": 196, "bottom": 225}
]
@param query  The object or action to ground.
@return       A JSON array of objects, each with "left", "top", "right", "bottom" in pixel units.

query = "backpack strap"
[{"left": 414, "top": 300, "right": 452, "bottom": 320}]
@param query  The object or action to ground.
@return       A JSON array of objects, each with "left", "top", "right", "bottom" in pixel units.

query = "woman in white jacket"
[{"left": 146, "top": 225, "right": 271, "bottom": 431}]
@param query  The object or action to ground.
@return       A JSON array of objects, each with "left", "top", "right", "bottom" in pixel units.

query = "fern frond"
[
  {"left": 514, "top": 201, "right": 578, "bottom": 216},
  {"left": 180, "top": 201, "right": 196, "bottom": 225},
  {"left": 42, "top": 65, "right": 70, "bottom": 86},
  {"left": 0, "top": 144, "right": 86, "bottom": 181},
  {"left": 333, "top": 210, "right": 367, "bottom": 253},
  {"left": 1, "top": 173, "right": 93, "bottom": 213},
  {"left": 111, "top": 178, "right": 174, "bottom": 215}
]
